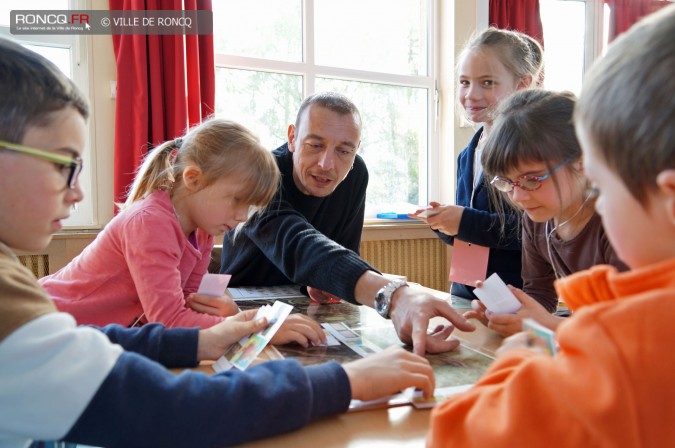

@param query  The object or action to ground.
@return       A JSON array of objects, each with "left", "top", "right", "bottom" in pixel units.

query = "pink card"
[
  {"left": 197, "top": 273, "right": 232, "bottom": 297},
  {"left": 448, "top": 239, "right": 489, "bottom": 286}
]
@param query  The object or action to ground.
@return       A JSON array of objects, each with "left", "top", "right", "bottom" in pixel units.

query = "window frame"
[{"left": 213, "top": 0, "right": 441, "bottom": 219}]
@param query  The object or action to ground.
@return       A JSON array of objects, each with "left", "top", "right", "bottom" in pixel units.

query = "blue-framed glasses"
[
  {"left": 0, "top": 140, "right": 82, "bottom": 189},
  {"left": 490, "top": 161, "right": 569, "bottom": 193}
]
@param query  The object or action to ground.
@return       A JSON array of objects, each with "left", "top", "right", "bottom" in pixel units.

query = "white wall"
[{"left": 87, "top": 0, "right": 116, "bottom": 225}]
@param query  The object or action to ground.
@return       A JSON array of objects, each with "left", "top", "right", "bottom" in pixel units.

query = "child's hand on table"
[
  {"left": 270, "top": 313, "right": 326, "bottom": 347},
  {"left": 343, "top": 346, "right": 435, "bottom": 401}
]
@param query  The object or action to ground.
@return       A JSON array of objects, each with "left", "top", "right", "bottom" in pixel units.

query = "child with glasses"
[
  {"left": 465, "top": 89, "right": 628, "bottom": 337},
  {"left": 0, "top": 141, "right": 83, "bottom": 190},
  {"left": 0, "top": 37, "right": 435, "bottom": 448},
  {"left": 410, "top": 28, "right": 543, "bottom": 302},
  {"left": 429, "top": 5, "right": 675, "bottom": 445}
]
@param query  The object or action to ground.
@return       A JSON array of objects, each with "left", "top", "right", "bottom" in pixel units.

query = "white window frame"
[{"left": 214, "top": 0, "right": 441, "bottom": 215}]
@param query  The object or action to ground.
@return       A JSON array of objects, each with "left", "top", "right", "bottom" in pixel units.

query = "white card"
[
  {"left": 321, "top": 322, "right": 382, "bottom": 357},
  {"left": 473, "top": 273, "right": 521, "bottom": 314},
  {"left": 416, "top": 208, "right": 440, "bottom": 218},
  {"left": 198, "top": 274, "right": 232, "bottom": 297}
]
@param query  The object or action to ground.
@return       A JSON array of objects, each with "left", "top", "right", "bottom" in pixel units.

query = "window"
[
  {"left": 0, "top": 0, "right": 94, "bottom": 227},
  {"left": 212, "top": 0, "right": 437, "bottom": 217},
  {"left": 539, "top": 0, "right": 610, "bottom": 95}
]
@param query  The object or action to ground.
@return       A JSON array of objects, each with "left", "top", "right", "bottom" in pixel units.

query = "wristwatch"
[{"left": 374, "top": 279, "right": 408, "bottom": 319}]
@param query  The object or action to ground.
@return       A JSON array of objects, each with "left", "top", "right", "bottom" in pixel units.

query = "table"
[{"left": 190, "top": 288, "right": 504, "bottom": 447}]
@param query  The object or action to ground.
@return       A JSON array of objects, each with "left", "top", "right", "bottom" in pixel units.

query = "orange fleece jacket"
[{"left": 428, "top": 257, "right": 675, "bottom": 448}]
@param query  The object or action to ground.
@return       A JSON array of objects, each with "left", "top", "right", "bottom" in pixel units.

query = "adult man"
[{"left": 219, "top": 92, "right": 474, "bottom": 354}]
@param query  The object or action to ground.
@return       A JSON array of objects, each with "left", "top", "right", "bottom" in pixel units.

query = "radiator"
[
  {"left": 18, "top": 254, "right": 50, "bottom": 279},
  {"left": 360, "top": 238, "right": 449, "bottom": 292},
  {"left": 19, "top": 238, "right": 450, "bottom": 291}
]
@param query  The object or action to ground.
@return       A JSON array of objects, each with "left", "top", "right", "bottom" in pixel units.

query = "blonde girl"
[
  {"left": 412, "top": 28, "right": 543, "bottom": 301},
  {"left": 41, "top": 119, "right": 326, "bottom": 345}
]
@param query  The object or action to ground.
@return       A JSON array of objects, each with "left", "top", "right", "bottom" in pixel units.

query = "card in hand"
[
  {"left": 416, "top": 208, "right": 440, "bottom": 218},
  {"left": 522, "top": 318, "right": 558, "bottom": 355},
  {"left": 212, "top": 301, "right": 293, "bottom": 372},
  {"left": 472, "top": 273, "right": 521, "bottom": 314},
  {"left": 197, "top": 273, "right": 232, "bottom": 297}
]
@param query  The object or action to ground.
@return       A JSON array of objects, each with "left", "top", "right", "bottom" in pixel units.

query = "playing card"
[
  {"left": 522, "top": 318, "right": 558, "bottom": 355},
  {"left": 197, "top": 273, "right": 231, "bottom": 297},
  {"left": 473, "top": 273, "right": 521, "bottom": 314},
  {"left": 416, "top": 208, "right": 440, "bottom": 218},
  {"left": 212, "top": 301, "right": 292, "bottom": 372}
]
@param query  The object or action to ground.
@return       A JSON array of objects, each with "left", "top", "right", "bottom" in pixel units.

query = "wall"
[
  {"left": 87, "top": 0, "right": 117, "bottom": 226},
  {"left": 452, "top": 0, "right": 480, "bottom": 173}
]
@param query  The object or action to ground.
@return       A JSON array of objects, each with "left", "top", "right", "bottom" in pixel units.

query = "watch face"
[{"left": 375, "top": 290, "right": 388, "bottom": 316}]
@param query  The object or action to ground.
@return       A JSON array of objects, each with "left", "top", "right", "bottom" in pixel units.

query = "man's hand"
[
  {"left": 389, "top": 287, "right": 475, "bottom": 356},
  {"left": 196, "top": 310, "right": 267, "bottom": 361},
  {"left": 186, "top": 292, "right": 239, "bottom": 317}
]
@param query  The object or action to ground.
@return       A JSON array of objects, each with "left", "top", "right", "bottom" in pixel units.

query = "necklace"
[{"left": 545, "top": 190, "right": 596, "bottom": 279}]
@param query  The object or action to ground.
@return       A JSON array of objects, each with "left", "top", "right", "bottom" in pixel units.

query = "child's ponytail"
[{"left": 119, "top": 138, "right": 181, "bottom": 210}]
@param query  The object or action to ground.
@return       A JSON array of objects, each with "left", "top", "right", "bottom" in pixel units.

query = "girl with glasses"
[
  {"left": 410, "top": 28, "right": 543, "bottom": 302},
  {"left": 470, "top": 89, "right": 628, "bottom": 336}
]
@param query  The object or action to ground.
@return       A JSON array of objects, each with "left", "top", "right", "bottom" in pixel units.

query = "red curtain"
[
  {"left": 605, "top": 0, "right": 671, "bottom": 41},
  {"left": 109, "top": 0, "right": 215, "bottom": 206},
  {"left": 489, "top": 0, "right": 544, "bottom": 46}
]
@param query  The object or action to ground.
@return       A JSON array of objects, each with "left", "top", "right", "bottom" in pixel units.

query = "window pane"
[
  {"left": 316, "top": 78, "right": 428, "bottom": 215},
  {"left": 540, "top": 0, "right": 585, "bottom": 94},
  {"left": 215, "top": 67, "right": 302, "bottom": 149},
  {"left": 0, "top": 0, "right": 68, "bottom": 26},
  {"left": 24, "top": 43, "right": 71, "bottom": 78},
  {"left": 212, "top": 0, "right": 302, "bottom": 62},
  {"left": 315, "top": 0, "right": 427, "bottom": 76}
]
